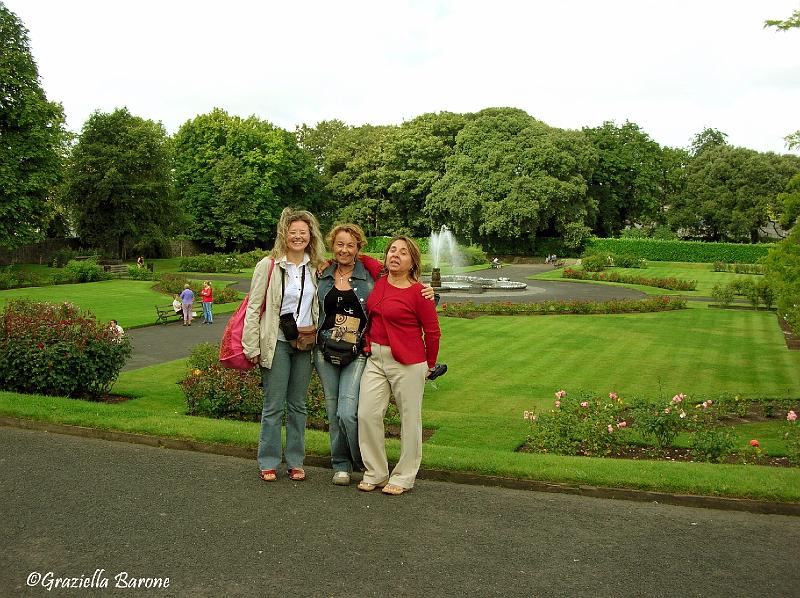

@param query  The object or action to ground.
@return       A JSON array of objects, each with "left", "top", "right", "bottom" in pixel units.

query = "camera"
[
  {"left": 427, "top": 363, "right": 448, "bottom": 380},
  {"left": 279, "top": 312, "right": 299, "bottom": 340}
]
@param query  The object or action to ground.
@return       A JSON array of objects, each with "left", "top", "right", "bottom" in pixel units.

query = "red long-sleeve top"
[{"left": 365, "top": 276, "right": 441, "bottom": 369}]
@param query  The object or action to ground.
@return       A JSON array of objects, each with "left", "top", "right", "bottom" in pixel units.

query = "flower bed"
[
  {"left": 521, "top": 390, "right": 800, "bottom": 466},
  {"left": 562, "top": 267, "right": 696, "bottom": 291},
  {"left": 440, "top": 296, "right": 686, "bottom": 318}
]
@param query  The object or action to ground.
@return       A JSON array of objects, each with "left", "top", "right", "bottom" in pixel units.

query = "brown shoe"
[
  {"left": 357, "top": 480, "right": 387, "bottom": 492},
  {"left": 381, "top": 484, "right": 409, "bottom": 496}
]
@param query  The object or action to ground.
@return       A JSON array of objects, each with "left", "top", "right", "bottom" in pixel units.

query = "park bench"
[
  {"left": 102, "top": 264, "right": 129, "bottom": 276},
  {"left": 155, "top": 305, "right": 182, "bottom": 325}
]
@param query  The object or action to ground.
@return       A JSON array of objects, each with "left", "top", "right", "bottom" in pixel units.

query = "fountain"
[{"left": 427, "top": 225, "right": 527, "bottom": 293}]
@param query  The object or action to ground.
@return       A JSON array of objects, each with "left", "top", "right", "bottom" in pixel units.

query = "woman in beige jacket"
[{"left": 242, "top": 208, "right": 325, "bottom": 482}]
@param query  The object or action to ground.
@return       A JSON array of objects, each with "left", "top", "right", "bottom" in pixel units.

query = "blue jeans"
[
  {"left": 314, "top": 348, "right": 366, "bottom": 473},
  {"left": 202, "top": 301, "right": 213, "bottom": 323},
  {"left": 257, "top": 340, "right": 313, "bottom": 471}
]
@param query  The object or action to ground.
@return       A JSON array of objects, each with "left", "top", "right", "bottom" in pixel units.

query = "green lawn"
[
  {"left": 0, "top": 279, "right": 242, "bottom": 328},
  {"left": 531, "top": 261, "right": 762, "bottom": 296},
  {"left": 2, "top": 265, "right": 799, "bottom": 501}
]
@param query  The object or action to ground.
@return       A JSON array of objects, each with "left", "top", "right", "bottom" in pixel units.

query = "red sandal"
[
  {"left": 287, "top": 467, "right": 306, "bottom": 481},
  {"left": 259, "top": 469, "right": 277, "bottom": 482}
]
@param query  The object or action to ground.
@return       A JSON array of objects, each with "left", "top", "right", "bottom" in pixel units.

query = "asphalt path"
[{"left": 2, "top": 426, "right": 799, "bottom": 598}]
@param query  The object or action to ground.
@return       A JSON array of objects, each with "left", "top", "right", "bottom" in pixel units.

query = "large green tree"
[
  {"left": 582, "top": 121, "right": 666, "bottom": 236},
  {"left": 668, "top": 145, "right": 800, "bottom": 242},
  {"left": 65, "top": 108, "right": 176, "bottom": 258},
  {"left": 174, "top": 109, "right": 319, "bottom": 249},
  {"left": 0, "top": 3, "right": 68, "bottom": 249},
  {"left": 426, "top": 107, "right": 598, "bottom": 252}
]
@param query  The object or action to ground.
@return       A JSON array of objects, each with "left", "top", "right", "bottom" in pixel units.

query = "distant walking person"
[
  {"left": 200, "top": 281, "right": 214, "bottom": 324},
  {"left": 137, "top": 256, "right": 145, "bottom": 269},
  {"left": 179, "top": 284, "right": 194, "bottom": 326}
]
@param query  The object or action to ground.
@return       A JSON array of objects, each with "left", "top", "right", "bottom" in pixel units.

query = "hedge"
[
  {"left": 365, "top": 236, "right": 430, "bottom": 254},
  {"left": 584, "top": 238, "right": 773, "bottom": 264}
]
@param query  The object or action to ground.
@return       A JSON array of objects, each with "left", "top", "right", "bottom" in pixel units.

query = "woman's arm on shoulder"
[{"left": 359, "top": 254, "right": 384, "bottom": 280}]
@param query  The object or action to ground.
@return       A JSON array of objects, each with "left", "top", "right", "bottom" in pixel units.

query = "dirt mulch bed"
[
  {"left": 518, "top": 443, "right": 792, "bottom": 467},
  {"left": 777, "top": 314, "right": 800, "bottom": 350}
]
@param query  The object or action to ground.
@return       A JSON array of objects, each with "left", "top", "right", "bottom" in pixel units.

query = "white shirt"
[{"left": 278, "top": 254, "right": 315, "bottom": 335}]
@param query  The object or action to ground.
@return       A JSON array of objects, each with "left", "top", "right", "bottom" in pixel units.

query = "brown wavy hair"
[{"left": 270, "top": 207, "right": 325, "bottom": 266}]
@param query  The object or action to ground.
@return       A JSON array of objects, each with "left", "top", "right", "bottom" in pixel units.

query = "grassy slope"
[{"left": 0, "top": 279, "right": 242, "bottom": 328}]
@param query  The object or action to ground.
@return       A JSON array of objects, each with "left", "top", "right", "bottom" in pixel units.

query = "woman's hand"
[
  {"left": 421, "top": 284, "right": 435, "bottom": 301},
  {"left": 316, "top": 259, "right": 333, "bottom": 277},
  {"left": 248, "top": 354, "right": 260, "bottom": 365}
]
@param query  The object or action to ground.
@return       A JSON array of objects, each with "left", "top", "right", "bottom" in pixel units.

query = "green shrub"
[
  {"left": 614, "top": 254, "right": 648, "bottom": 268},
  {"left": 365, "top": 236, "right": 429, "bottom": 254},
  {"left": 127, "top": 265, "right": 155, "bottom": 280},
  {"left": 441, "top": 296, "right": 687, "bottom": 318},
  {"left": 756, "top": 278, "right": 776, "bottom": 310},
  {"left": 64, "top": 259, "right": 107, "bottom": 283},
  {"left": 740, "top": 279, "right": 760, "bottom": 309},
  {"left": 524, "top": 390, "right": 629, "bottom": 456},
  {"left": 711, "top": 283, "right": 734, "bottom": 307},
  {"left": 158, "top": 273, "right": 195, "bottom": 296},
  {"left": 584, "top": 238, "right": 773, "bottom": 263},
  {"left": 0, "top": 300, "right": 131, "bottom": 399},
  {"left": 713, "top": 261, "right": 726, "bottom": 272},
  {"left": 580, "top": 253, "right": 608, "bottom": 272},
  {"left": 0, "top": 266, "right": 43, "bottom": 290},
  {"left": 786, "top": 412, "right": 800, "bottom": 466},
  {"left": 235, "top": 249, "right": 270, "bottom": 268},
  {"left": 51, "top": 248, "right": 78, "bottom": 268},
  {"left": 633, "top": 393, "right": 691, "bottom": 448},
  {"left": 563, "top": 268, "right": 696, "bottom": 291},
  {"left": 689, "top": 427, "right": 736, "bottom": 463},
  {"left": 214, "top": 287, "right": 240, "bottom": 304},
  {"left": 459, "top": 244, "right": 488, "bottom": 266}
]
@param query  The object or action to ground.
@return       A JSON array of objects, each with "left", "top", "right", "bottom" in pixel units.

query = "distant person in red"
[{"left": 200, "top": 281, "right": 213, "bottom": 324}]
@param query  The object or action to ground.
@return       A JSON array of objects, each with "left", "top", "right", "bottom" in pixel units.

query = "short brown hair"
[{"left": 327, "top": 223, "right": 367, "bottom": 252}]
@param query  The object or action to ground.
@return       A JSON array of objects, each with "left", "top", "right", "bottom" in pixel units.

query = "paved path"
[
  {"left": 2, "top": 426, "right": 799, "bottom": 598},
  {"left": 123, "top": 266, "right": 645, "bottom": 370}
]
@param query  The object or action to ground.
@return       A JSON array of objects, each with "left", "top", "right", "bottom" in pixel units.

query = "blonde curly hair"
[{"left": 270, "top": 207, "right": 325, "bottom": 267}]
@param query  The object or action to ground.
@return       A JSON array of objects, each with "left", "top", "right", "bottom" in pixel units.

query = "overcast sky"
[{"left": 6, "top": 0, "right": 800, "bottom": 154}]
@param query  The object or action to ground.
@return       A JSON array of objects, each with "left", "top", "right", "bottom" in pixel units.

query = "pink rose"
[
  {"left": 749, "top": 439, "right": 760, "bottom": 447},
  {"left": 664, "top": 408, "right": 671, "bottom": 414},
  {"left": 555, "top": 390, "right": 567, "bottom": 399},
  {"left": 607, "top": 425, "right": 614, "bottom": 433},
  {"left": 617, "top": 421, "right": 627, "bottom": 428},
  {"left": 609, "top": 392, "right": 618, "bottom": 401},
  {"left": 555, "top": 400, "right": 561, "bottom": 408},
  {"left": 788, "top": 410, "right": 798, "bottom": 422},
  {"left": 580, "top": 401, "right": 589, "bottom": 408}
]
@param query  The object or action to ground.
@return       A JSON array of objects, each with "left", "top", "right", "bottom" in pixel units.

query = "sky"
[{"left": 5, "top": 0, "right": 800, "bottom": 154}]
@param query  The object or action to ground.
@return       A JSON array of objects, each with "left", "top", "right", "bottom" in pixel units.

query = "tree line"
[{"left": 3, "top": 2, "right": 800, "bottom": 258}]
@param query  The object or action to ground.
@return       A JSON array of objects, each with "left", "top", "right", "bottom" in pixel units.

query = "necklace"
[{"left": 336, "top": 265, "right": 355, "bottom": 285}]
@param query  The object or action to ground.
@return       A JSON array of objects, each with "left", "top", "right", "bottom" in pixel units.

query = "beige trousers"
[{"left": 358, "top": 343, "right": 428, "bottom": 489}]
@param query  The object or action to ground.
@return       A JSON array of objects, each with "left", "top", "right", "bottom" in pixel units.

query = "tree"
[
  {"left": 425, "top": 107, "right": 598, "bottom": 252},
  {"left": 775, "top": 173, "right": 800, "bottom": 231},
  {"left": 383, "top": 111, "right": 470, "bottom": 235},
  {"left": 64, "top": 108, "right": 177, "bottom": 258},
  {"left": 0, "top": 3, "right": 68, "bottom": 249},
  {"left": 764, "top": 9, "right": 800, "bottom": 31},
  {"left": 582, "top": 121, "right": 666, "bottom": 236},
  {"left": 174, "top": 109, "right": 319, "bottom": 250},
  {"left": 689, "top": 127, "right": 728, "bottom": 157},
  {"left": 668, "top": 145, "right": 800, "bottom": 242}
]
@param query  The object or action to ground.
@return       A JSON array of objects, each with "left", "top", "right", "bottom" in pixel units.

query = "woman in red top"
[
  {"left": 357, "top": 236, "right": 441, "bottom": 495},
  {"left": 200, "top": 281, "right": 214, "bottom": 324}
]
